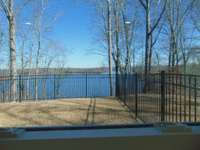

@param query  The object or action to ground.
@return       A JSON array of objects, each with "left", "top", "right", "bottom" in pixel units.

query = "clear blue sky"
[
  {"left": 45, "top": 0, "right": 105, "bottom": 68},
  {"left": 0, "top": 0, "right": 106, "bottom": 69}
]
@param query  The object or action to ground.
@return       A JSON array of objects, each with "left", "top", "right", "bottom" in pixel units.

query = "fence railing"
[
  {"left": 117, "top": 72, "right": 200, "bottom": 123},
  {"left": 0, "top": 72, "right": 199, "bottom": 124},
  {"left": 0, "top": 73, "right": 116, "bottom": 102}
]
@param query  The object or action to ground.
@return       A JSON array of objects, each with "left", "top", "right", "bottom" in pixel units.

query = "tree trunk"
[
  {"left": 35, "top": 39, "right": 40, "bottom": 101},
  {"left": 124, "top": 23, "right": 131, "bottom": 74},
  {"left": 144, "top": 0, "right": 151, "bottom": 92},
  {"left": 168, "top": 46, "right": 172, "bottom": 71},
  {"left": 114, "top": 1, "right": 121, "bottom": 97},
  {"left": 8, "top": 0, "right": 17, "bottom": 102},
  {"left": 148, "top": 34, "right": 153, "bottom": 73},
  {"left": 107, "top": 0, "right": 113, "bottom": 96},
  {"left": 20, "top": 40, "right": 25, "bottom": 101}
]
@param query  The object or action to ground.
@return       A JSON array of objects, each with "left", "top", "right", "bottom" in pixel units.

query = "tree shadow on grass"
[
  {"left": 0, "top": 104, "right": 85, "bottom": 126},
  {"left": 0, "top": 98, "right": 138, "bottom": 127},
  {"left": 0, "top": 106, "right": 43, "bottom": 126}
]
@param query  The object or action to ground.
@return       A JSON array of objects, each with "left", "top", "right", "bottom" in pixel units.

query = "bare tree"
[
  {"left": 165, "top": 0, "right": 196, "bottom": 73},
  {"left": 122, "top": 8, "right": 137, "bottom": 73},
  {"left": 107, "top": 0, "right": 113, "bottom": 96},
  {"left": 112, "top": 0, "right": 122, "bottom": 96},
  {"left": 138, "top": 0, "right": 167, "bottom": 91},
  {"left": 29, "top": 0, "right": 53, "bottom": 100},
  {"left": 92, "top": 0, "right": 138, "bottom": 95},
  {"left": 0, "top": 0, "right": 17, "bottom": 101},
  {"left": 0, "top": 0, "right": 33, "bottom": 101},
  {"left": 90, "top": 0, "right": 114, "bottom": 95}
]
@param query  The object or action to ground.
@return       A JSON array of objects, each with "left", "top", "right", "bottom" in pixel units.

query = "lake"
[{"left": 0, "top": 74, "right": 116, "bottom": 101}]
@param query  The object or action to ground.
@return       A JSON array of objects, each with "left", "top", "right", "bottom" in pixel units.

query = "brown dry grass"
[
  {"left": 125, "top": 93, "right": 200, "bottom": 123},
  {"left": 0, "top": 97, "right": 137, "bottom": 127}
]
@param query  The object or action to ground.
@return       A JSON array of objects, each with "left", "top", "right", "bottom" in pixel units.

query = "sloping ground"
[
  {"left": 0, "top": 97, "right": 137, "bottom": 127},
  {"left": 124, "top": 94, "right": 200, "bottom": 123}
]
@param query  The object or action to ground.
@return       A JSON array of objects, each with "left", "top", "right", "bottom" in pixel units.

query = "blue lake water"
[{"left": 0, "top": 74, "right": 116, "bottom": 100}]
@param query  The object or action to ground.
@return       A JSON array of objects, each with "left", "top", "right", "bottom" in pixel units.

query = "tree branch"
[
  {"left": 0, "top": 0, "right": 10, "bottom": 17},
  {"left": 15, "top": 0, "right": 33, "bottom": 15},
  {"left": 138, "top": 0, "right": 146, "bottom": 9},
  {"left": 176, "top": 0, "right": 196, "bottom": 32},
  {"left": 150, "top": 0, "right": 167, "bottom": 35}
]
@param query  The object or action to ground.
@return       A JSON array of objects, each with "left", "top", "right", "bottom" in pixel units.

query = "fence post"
[
  {"left": 135, "top": 73, "right": 138, "bottom": 119},
  {"left": 116, "top": 73, "right": 119, "bottom": 97},
  {"left": 124, "top": 74, "right": 127, "bottom": 103},
  {"left": 86, "top": 73, "right": 88, "bottom": 97},
  {"left": 19, "top": 75, "right": 22, "bottom": 102},
  {"left": 194, "top": 77, "right": 197, "bottom": 122},
  {"left": 2, "top": 80, "right": 4, "bottom": 102},
  {"left": 54, "top": 74, "right": 56, "bottom": 99},
  {"left": 161, "top": 71, "right": 166, "bottom": 122}
]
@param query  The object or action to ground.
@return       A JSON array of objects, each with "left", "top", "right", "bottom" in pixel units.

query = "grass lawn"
[{"left": 0, "top": 97, "right": 137, "bottom": 127}]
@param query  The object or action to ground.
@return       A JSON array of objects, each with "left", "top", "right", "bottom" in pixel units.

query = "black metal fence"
[
  {"left": 117, "top": 72, "right": 200, "bottom": 123},
  {"left": 0, "top": 72, "right": 200, "bottom": 124},
  {"left": 0, "top": 73, "right": 115, "bottom": 102}
]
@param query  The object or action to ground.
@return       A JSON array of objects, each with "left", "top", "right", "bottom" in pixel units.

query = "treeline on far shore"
[{"left": 0, "top": 63, "right": 199, "bottom": 76}]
